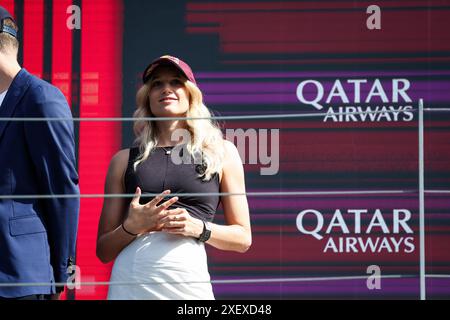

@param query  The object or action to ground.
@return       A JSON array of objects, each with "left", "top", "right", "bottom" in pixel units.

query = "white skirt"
[{"left": 107, "top": 232, "right": 214, "bottom": 300}]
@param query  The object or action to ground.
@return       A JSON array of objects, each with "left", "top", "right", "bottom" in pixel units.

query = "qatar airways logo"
[
  {"left": 296, "top": 209, "right": 415, "bottom": 253},
  {"left": 296, "top": 78, "right": 415, "bottom": 122}
]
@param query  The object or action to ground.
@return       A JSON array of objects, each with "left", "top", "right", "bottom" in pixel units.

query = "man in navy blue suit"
[{"left": 0, "top": 6, "right": 79, "bottom": 300}]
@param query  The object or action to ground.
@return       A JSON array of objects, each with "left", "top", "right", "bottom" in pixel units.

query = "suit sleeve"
[{"left": 24, "top": 84, "right": 80, "bottom": 289}]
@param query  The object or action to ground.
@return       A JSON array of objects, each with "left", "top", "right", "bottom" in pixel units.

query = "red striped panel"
[
  {"left": 51, "top": 0, "right": 74, "bottom": 300},
  {"left": 187, "top": 1, "right": 447, "bottom": 12},
  {"left": 186, "top": 3, "right": 450, "bottom": 55},
  {"left": 222, "top": 57, "right": 450, "bottom": 64},
  {"left": 23, "top": 0, "right": 44, "bottom": 78},
  {"left": 51, "top": 0, "right": 73, "bottom": 106},
  {"left": 76, "top": 0, "right": 123, "bottom": 300}
]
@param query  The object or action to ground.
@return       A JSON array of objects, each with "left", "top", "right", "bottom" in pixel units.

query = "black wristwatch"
[{"left": 198, "top": 220, "right": 211, "bottom": 242}]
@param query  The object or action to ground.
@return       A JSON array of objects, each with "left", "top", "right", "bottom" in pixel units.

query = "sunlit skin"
[
  {"left": 149, "top": 66, "right": 190, "bottom": 115},
  {"left": 148, "top": 65, "right": 190, "bottom": 145}
]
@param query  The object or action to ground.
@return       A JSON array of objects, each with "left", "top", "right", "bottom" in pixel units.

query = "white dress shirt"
[{"left": 0, "top": 90, "right": 7, "bottom": 108}]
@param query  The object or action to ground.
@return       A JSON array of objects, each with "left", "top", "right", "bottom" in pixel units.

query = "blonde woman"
[{"left": 96, "top": 55, "right": 251, "bottom": 300}]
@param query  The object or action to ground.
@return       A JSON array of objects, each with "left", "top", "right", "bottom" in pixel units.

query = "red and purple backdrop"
[{"left": 2, "top": 0, "right": 449, "bottom": 299}]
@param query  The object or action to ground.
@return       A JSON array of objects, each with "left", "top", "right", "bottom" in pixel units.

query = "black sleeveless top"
[{"left": 124, "top": 146, "right": 220, "bottom": 222}]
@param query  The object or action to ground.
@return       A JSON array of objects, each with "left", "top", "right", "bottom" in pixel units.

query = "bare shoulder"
[
  {"left": 106, "top": 149, "right": 130, "bottom": 188},
  {"left": 220, "top": 140, "right": 244, "bottom": 183},
  {"left": 110, "top": 149, "right": 130, "bottom": 172},
  {"left": 223, "top": 139, "right": 242, "bottom": 166}
]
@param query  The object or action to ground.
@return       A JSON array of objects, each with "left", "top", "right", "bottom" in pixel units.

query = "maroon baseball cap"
[{"left": 142, "top": 55, "right": 197, "bottom": 85}]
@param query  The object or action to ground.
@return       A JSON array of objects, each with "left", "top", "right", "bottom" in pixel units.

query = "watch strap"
[{"left": 198, "top": 220, "right": 211, "bottom": 242}]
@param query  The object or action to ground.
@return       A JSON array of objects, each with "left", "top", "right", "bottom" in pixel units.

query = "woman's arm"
[
  {"left": 161, "top": 140, "right": 252, "bottom": 253},
  {"left": 207, "top": 140, "right": 251, "bottom": 252},
  {"left": 96, "top": 149, "right": 136, "bottom": 263}
]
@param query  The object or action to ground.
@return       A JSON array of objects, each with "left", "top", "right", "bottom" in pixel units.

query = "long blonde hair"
[{"left": 132, "top": 76, "right": 225, "bottom": 181}]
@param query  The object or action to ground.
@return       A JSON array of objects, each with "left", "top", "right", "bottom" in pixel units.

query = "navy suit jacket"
[{"left": 0, "top": 69, "right": 80, "bottom": 298}]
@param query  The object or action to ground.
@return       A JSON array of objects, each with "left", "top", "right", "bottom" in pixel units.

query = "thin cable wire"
[
  {"left": 2, "top": 274, "right": 447, "bottom": 288},
  {"left": 0, "top": 274, "right": 420, "bottom": 288},
  {"left": 0, "top": 108, "right": 420, "bottom": 122},
  {"left": 424, "top": 108, "right": 450, "bottom": 112},
  {"left": 0, "top": 189, "right": 419, "bottom": 200},
  {"left": 425, "top": 190, "right": 450, "bottom": 194},
  {"left": 2, "top": 189, "right": 448, "bottom": 200},
  {"left": 418, "top": 98, "right": 426, "bottom": 300},
  {"left": 3, "top": 104, "right": 450, "bottom": 123}
]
